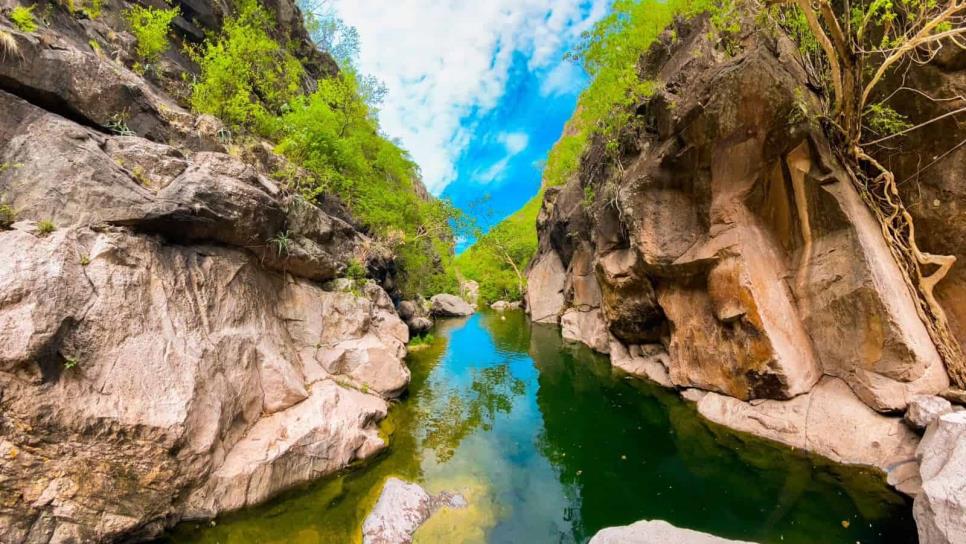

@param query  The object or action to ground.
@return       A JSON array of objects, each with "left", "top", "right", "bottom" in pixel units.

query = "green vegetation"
[
  {"left": 188, "top": 0, "right": 461, "bottom": 299},
  {"left": 408, "top": 333, "right": 436, "bottom": 347},
  {"left": 456, "top": 195, "right": 541, "bottom": 304},
  {"left": 124, "top": 5, "right": 178, "bottom": 67},
  {"left": 36, "top": 219, "right": 55, "bottom": 236},
  {"left": 10, "top": 5, "right": 38, "bottom": 33},
  {"left": 63, "top": 356, "right": 80, "bottom": 370},
  {"left": 0, "top": 201, "right": 14, "bottom": 229},
  {"left": 270, "top": 230, "right": 291, "bottom": 256},
  {"left": 344, "top": 259, "right": 367, "bottom": 280}
]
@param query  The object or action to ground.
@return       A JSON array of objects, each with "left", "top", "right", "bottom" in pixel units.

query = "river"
[{"left": 165, "top": 310, "right": 917, "bottom": 543}]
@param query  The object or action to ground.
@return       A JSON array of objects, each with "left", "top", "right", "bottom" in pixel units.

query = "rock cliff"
[
  {"left": 0, "top": 0, "right": 410, "bottom": 541},
  {"left": 526, "top": 13, "right": 965, "bottom": 541}
]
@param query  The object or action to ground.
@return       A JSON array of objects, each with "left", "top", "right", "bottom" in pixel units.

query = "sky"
[{"left": 326, "top": 0, "right": 608, "bottom": 246}]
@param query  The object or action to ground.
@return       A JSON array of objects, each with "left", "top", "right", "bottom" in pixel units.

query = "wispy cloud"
[{"left": 327, "top": 0, "right": 609, "bottom": 195}]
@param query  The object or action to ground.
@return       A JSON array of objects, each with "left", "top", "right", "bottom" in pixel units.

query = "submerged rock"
[
  {"left": 362, "top": 478, "right": 466, "bottom": 544},
  {"left": 430, "top": 294, "right": 475, "bottom": 317},
  {"left": 589, "top": 520, "right": 756, "bottom": 544},
  {"left": 914, "top": 412, "right": 966, "bottom": 544}
]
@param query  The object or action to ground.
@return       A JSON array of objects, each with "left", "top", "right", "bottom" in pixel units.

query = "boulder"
[
  {"left": 398, "top": 300, "right": 419, "bottom": 321},
  {"left": 914, "top": 412, "right": 966, "bottom": 544},
  {"left": 609, "top": 341, "right": 673, "bottom": 388},
  {"left": 430, "top": 294, "right": 475, "bottom": 318},
  {"left": 491, "top": 300, "right": 510, "bottom": 311},
  {"left": 906, "top": 396, "right": 955, "bottom": 431},
  {"left": 696, "top": 377, "right": 920, "bottom": 493},
  {"left": 561, "top": 308, "right": 610, "bottom": 354},
  {"left": 407, "top": 317, "right": 433, "bottom": 336},
  {"left": 589, "top": 520, "right": 756, "bottom": 544},
  {"left": 525, "top": 250, "right": 566, "bottom": 324},
  {"left": 362, "top": 478, "right": 466, "bottom": 544}
]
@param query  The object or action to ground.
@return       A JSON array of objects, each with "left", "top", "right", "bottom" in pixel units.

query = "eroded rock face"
[
  {"left": 526, "top": 13, "right": 956, "bottom": 495},
  {"left": 914, "top": 412, "right": 966, "bottom": 544},
  {"left": 589, "top": 520, "right": 756, "bottom": 544},
  {"left": 0, "top": 227, "right": 409, "bottom": 541}
]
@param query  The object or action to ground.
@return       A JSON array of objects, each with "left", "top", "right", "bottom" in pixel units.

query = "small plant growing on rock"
[
  {"left": 0, "top": 202, "right": 15, "bottom": 230},
  {"left": 36, "top": 219, "right": 55, "bottom": 236},
  {"left": 10, "top": 5, "right": 38, "bottom": 33},
  {"left": 124, "top": 5, "right": 178, "bottom": 67},
  {"left": 345, "top": 259, "right": 367, "bottom": 280},
  {"left": 105, "top": 114, "right": 135, "bottom": 136},
  {"left": 0, "top": 29, "right": 20, "bottom": 60},
  {"left": 63, "top": 356, "right": 80, "bottom": 370},
  {"left": 270, "top": 230, "right": 291, "bottom": 256},
  {"left": 79, "top": 255, "right": 90, "bottom": 266}
]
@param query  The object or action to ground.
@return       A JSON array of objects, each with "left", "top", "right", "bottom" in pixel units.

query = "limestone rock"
[
  {"left": 561, "top": 308, "right": 610, "bottom": 354},
  {"left": 430, "top": 294, "right": 475, "bottom": 318},
  {"left": 362, "top": 478, "right": 467, "bottom": 544},
  {"left": 914, "top": 412, "right": 966, "bottom": 544},
  {"left": 589, "top": 520, "right": 756, "bottom": 544},
  {"left": 491, "top": 300, "right": 510, "bottom": 311},
  {"left": 906, "top": 396, "right": 954, "bottom": 431},
  {"left": 696, "top": 378, "right": 919, "bottom": 483},
  {"left": 525, "top": 251, "right": 566, "bottom": 324},
  {"left": 609, "top": 341, "right": 673, "bottom": 388}
]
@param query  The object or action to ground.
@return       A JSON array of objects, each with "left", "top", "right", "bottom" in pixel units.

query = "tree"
[{"left": 766, "top": 0, "right": 966, "bottom": 386}]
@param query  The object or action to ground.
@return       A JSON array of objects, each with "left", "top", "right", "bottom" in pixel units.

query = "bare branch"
[{"left": 795, "top": 0, "right": 846, "bottom": 116}]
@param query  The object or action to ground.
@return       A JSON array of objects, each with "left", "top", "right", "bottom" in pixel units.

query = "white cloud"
[
  {"left": 498, "top": 132, "right": 530, "bottom": 155},
  {"left": 539, "top": 61, "right": 582, "bottom": 97},
  {"left": 326, "top": 0, "right": 608, "bottom": 195}
]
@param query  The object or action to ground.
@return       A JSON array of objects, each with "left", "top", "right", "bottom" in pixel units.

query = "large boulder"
[
  {"left": 525, "top": 250, "right": 566, "bottom": 324},
  {"left": 914, "top": 412, "right": 966, "bottom": 544},
  {"left": 430, "top": 294, "right": 475, "bottom": 318},
  {"left": 590, "top": 520, "right": 756, "bottom": 544},
  {"left": 362, "top": 478, "right": 466, "bottom": 544},
  {"left": 906, "top": 396, "right": 955, "bottom": 432}
]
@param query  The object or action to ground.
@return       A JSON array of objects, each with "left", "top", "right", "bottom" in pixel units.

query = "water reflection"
[{"left": 165, "top": 310, "right": 916, "bottom": 544}]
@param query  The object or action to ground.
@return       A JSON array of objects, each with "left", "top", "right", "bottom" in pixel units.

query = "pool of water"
[{"left": 165, "top": 310, "right": 917, "bottom": 543}]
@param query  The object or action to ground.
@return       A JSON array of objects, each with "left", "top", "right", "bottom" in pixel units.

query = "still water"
[{"left": 166, "top": 310, "right": 916, "bottom": 543}]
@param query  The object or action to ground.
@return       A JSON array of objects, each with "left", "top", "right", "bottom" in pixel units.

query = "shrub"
[
  {"left": 0, "top": 202, "right": 14, "bottom": 229},
  {"left": 124, "top": 5, "right": 178, "bottom": 65},
  {"left": 344, "top": 259, "right": 367, "bottom": 280},
  {"left": 10, "top": 5, "right": 38, "bottom": 33},
  {"left": 36, "top": 219, "right": 55, "bottom": 236}
]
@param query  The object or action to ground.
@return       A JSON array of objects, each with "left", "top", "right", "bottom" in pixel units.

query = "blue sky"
[{"left": 327, "top": 1, "right": 608, "bottom": 246}]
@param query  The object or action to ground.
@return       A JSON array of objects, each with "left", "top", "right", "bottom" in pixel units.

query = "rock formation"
[
  {"left": 525, "top": 11, "right": 966, "bottom": 538},
  {"left": 429, "top": 293, "right": 475, "bottom": 318},
  {"left": 0, "top": 0, "right": 410, "bottom": 541},
  {"left": 589, "top": 520, "right": 756, "bottom": 544},
  {"left": 362, "top": 478, "right": 466, "bottom": 544}
]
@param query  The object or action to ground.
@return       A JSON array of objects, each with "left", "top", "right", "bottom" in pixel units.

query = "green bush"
[
  {"left": 190, "top": 0, "right": 303, "bottom": 133},
  {"left": 0, "top": 202, "right": 14, "bottom": 229},
  {"left": 36, "top": 219, "right": 56, "bottom": 236},
  {"left": 10, "top": 5, "right": 38, "bottom": 33},
  {"left": 125, "top": 5, "right": 179, "bottom": 65}
]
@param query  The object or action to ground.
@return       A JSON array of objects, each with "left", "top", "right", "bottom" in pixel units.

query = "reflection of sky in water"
[{"left": 418, "top": 314, "right": 577, "bottom": 542}]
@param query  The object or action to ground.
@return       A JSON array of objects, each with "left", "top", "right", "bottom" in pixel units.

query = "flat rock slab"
[
  {"left": 362, "top": 478, "right": 466, "bottom": 544},
  {"left": 590, "top": 520, "right": 756, "bottom": 543}
]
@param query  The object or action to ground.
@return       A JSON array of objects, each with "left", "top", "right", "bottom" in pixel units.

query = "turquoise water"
[{"left": 166, "top": 310, "right": 917, "bottom": 543}]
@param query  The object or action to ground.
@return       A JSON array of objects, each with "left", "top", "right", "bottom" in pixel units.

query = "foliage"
[
  {"left": 456, "top": 195, "right": 541, "bottom": 304},
  {"left": 10, "top": 5, "right": 38, "bottom": 33},
  {"left": 125, "top": 5, "right": 178, "bottom": 65},
  {"left": 270, "top": 230, "right": 291, "bottom": 256},
  {"left": 36, "top": 219, "right": 55, "bottom": 236},
  {"left": 0, "top": 202, "right": 14, "bottom": 229},
  {"left": 409, "top": 333, "right": 436, "bottom": 347},
  {"left": 864, "top": 103, "right": 912, "bottom": 137},
  {"left": 344, "top": 259, "right": 367, "bottom": 280},
  {"left": 63, "top": 356, "right": 79, "bottom": 369},
  {"left": 189, "top": 0, "right": 303, "bottom": 133},
  {"left": 189, "top": 0, "right": 462, "bottom": 299}
]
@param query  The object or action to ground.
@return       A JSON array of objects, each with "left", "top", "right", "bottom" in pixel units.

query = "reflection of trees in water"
[
  {"left": 480, "top": 310, "right": 530, "bottom": 355},
  {"left": 420, "top": 363, "right": 527, "bottom": 463}
]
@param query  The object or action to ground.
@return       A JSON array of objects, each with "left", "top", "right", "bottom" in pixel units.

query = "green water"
[{"left": 165, "top": 310, "right": 917, "bottom": 543}]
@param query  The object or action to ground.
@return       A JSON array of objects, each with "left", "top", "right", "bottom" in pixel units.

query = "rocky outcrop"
[
  {"left": 914, "top": 412, "right": 966, "bottom": 544},
  {"left": 906, "top": 396, "right": 955, "bottom": 432},
  {"left": 362, "top": 478, "right": 467, "bottom": 544},
  {"left": 589, "top": 520, "right": 755, "bottom": 544},
  {"left": 429, "top": 294, "right": 475, "bottom": 318},
  {"left": 0, "top": 0, "right": 411, "bottom": 541},
  {"left": 526, "top": 12, "right": 958, "bottom": 497}
]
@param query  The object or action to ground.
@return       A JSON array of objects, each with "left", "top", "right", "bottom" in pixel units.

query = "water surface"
[{"left": 166, "top": 310, "right": 916, "bottom": 543}]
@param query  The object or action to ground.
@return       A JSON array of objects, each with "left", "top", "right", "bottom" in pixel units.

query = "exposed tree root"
[{"left": 847, "top": 150, "right": 966, "bottom": 388}]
